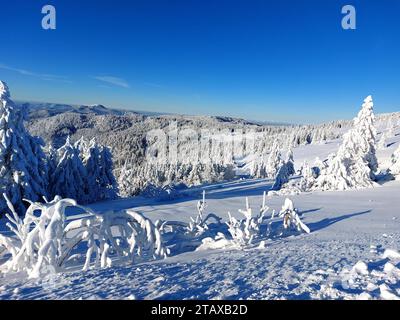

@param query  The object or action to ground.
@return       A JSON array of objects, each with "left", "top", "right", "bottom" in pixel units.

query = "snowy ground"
[
  {"left": 1, "top": 127, "right": 400, "bottom": 300},
  {"left": 1, "top": 177, "right": 400, "bottom": 300}
]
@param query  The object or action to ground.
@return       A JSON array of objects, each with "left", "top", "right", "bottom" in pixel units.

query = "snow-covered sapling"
[
  {"left": 226, "top": 192, "right": 268, "bottom": 246},
  {"left": 278, "top": 198, "right": 310, "bottom": 234},
  {"left": 187, "top": 190, "right": 209, "bottom": 236}
]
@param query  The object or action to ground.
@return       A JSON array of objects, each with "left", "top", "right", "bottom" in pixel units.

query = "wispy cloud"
[
  {"left": 0, "top": 63, "right": 70, "bottom": 82},
  {"left": 93, "top": 76, "right": 130, "bottom": 88}
]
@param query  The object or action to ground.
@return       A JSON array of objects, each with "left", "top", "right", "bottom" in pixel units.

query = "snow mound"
[
  {"left": 196, "top": 233, "right": 236, "bottom": 251},
  {"left": 382, "top": 249, "right": 400, "bottom": 260},
  {"left": 337, "top": 248, "right": 400, "bottom": 300}
]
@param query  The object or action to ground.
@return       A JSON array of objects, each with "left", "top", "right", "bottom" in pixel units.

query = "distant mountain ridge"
[
  {"left": 16, "top": 100, "right": 290, "bottom": 126},
  {"left": 15, "top": 101, "right": 135, "bottom": 119}
]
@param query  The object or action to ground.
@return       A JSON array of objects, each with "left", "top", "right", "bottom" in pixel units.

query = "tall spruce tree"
[
  {"left": 0, "top": 81, "right": 48, "bottom": 214},
  {"left": 314, "top": 96, "right": 378, "bottom": 191}
]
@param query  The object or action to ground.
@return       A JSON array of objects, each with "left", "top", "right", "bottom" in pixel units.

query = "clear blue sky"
[{"left": 0, "top": 0, "right": 399, "bottom": 123}]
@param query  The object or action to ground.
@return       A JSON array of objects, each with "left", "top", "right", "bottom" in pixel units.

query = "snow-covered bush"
[
  {"left": 154, "top": 190, "right": 222, "bottom": 254},
  {"left": 226, "top": 193, "right": 269, "bottom": 246},
  {"left": 186, "top": 190, "right": 208, "bottom": 237},
  {"left": 268, "top": 161, "right": 315, "bottom": 196},
  {"left": 0, "top": 81, "right": 48, "bottom": 214},
  {"left": 0, "top": 194, "right": 167, "bottom": 278},
  {"left": 200, "top": 194, "right": 310, "bottom": 249},
  {"left": 278, "top": 198, "right": 310, "bottom": 234},
  {"left": 300, "top": 161, "right": 318, "bottom": 190}
]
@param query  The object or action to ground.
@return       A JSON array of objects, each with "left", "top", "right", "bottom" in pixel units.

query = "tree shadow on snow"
[
  {"left": 298, "top": 208, "right": 322, "bottom": 216},
  {"left": 307, "top": 210, "right": 371, "bottom": 232}
]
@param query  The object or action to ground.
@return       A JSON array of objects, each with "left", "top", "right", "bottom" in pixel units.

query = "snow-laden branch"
[{"left": 0, "top": 194, "right": 167, "bottom": 278}]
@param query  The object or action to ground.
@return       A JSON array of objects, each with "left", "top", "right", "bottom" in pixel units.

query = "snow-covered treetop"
[
  {"left": 363, "top": 95, "right": 373, "bottom": 105},
  {"left": 0, "top": 81, "right": 10, "bottom": 99}
]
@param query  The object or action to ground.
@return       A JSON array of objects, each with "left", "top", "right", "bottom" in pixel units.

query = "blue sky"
[{"left": 0, "top": 0, "right": 399, "bottom": 123}]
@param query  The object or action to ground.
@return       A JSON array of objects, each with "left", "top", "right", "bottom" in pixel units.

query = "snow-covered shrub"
[
  {"left": 154, "top": 191, "right": 222, "bottom": 254},
  {"left": 311, "top": 157, "right": 326, "bottom": 178},
  {"left": 300, "top": 161, "right": 317, "bottom": 190},
  {"left": 0, "top": 80, "right": 48, "bottom": 214},
  {"left": 268, "top": 161, "right": 315, "bottom": 196},
  {"left": 278, "top": 198, "right": 310, "bottom": 234},
  {"left": 186, "top": 190, "right": 208, "bottom": 237},
  {"left": 201, "top": 194, "right": 310, "bottom": 250},
  {"left": 0, "top": 194, "right": 167, "bottom": 278},
  {"left": 226, "top": 193, "right": 269, "bottom": 246}
]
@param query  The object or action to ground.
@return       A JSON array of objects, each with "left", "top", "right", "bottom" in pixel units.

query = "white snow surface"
[{"left": 1, "top": 119, "right": 400, "bottom": 300}]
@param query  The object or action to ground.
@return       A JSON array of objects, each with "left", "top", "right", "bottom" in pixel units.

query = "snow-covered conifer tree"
[
  {"left": 285, "top": 147, "right": 295, "bottom": 176},
  {"left": 117, "top": 161, "right": 137, "bottom": 197},
  {"left": 378, "top": 132, "right": 387, "bottom": 150},
  {"left": 50, "top": 136, "right": 88, "bottom": 203},
  {"left": 251, "top": 154, "right": 267, "bottom": 178},
  {"left": 313, "top": 96, "right": 378, "bottom": 191},
  {"left": 266, "top": 143, "right": 283, "bottom": 178},
  {"left": 0, "top": 81, "right": 48, "bottom": 214},
  {"left": 314, "top": 132, "right": 375, "bottom": 191},
  {"left": 389, "top": 144, "right": 400, "bottom": 178},
  {"left": 97, "top": 143, "right": 119, "bottom": 200},
  {"left": 353, "top": 95, "right": 378, "bottom": 179},
  {"left": 272, "top": 163, "right": 291, "bottom": 190}
]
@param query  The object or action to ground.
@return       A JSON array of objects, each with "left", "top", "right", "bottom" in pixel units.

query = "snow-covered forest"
[{"left": 1, "top": 80, "right": 400, "bottom": 300}]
